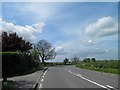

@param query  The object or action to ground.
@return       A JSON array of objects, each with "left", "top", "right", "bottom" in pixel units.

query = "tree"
[
  {"left": 2, "top": 31, "right": 32, "bottom": 52},
  {"left": 63, "top": 58, "right": 69, "bottom": 65},
  {"left": 31, "top": 50, "right": 40, "bottom": 62},
  {"left": 35, "top": 39, "right": 56, "bottom": 65},
  {"left": 91, "top": 58, "right": 96, "bottom": 62},
  {"left": 83, "top": 58, "right": 90, "bottom": 63},
  {"left": 71, "top": 56, "right": 80, "bottom": 64},
  {"left": 1, "top": 31, "right": 32, "bottom": 82}
]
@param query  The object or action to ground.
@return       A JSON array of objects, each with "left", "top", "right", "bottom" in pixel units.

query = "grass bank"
[
  {"left": 76, "top": 65, "right": 119, "bottom": 74},
  {"left": 76, "top": 60, "right": 119, "bottom": 75}
]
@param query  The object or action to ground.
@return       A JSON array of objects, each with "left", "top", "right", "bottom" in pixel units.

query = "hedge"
[{"left": 1, "top": 52, "right": 39, "bottom": 78}]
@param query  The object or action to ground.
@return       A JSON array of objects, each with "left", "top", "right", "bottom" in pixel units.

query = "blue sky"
[{"left": 1, "top": 2, "right": 118, "bottom": 61}]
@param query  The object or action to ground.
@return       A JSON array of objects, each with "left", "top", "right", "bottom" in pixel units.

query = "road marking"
[
  {"left": 68, "top": 70, "right": 72, "bottom": 73},
  {"left": 43, "top": 70, "right": 47, "bottom": 76},
  {"left": 39, "top": 84, "right": 42, "bottom": 88},
  {"left": 39, "top": 70, "right": 48, "bottom": 89},
  {"left": 76, "top": 74, "right": 82, "bottom": 77},
  {"left": 41, "top": 79, "right": 44, "bottom": 82},
  {"left": 64, "top": 69, "right": 108, "bottom": 89},
  {"left": 80, "top": 76, "right": 107, "bottom": 89},
  {"left": 43, "top": 72, "right": 46, "bottom": 75},
  {"left": 45, "top": 70, "right": 47, "bottom": 73},
  {"left": 106, "top": 85, "right": 118, "bottom": 90}
]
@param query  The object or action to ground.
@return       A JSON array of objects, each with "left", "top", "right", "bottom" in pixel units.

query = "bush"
[{"left": 1, "top": 52, "right": 39, "bottom": 78}]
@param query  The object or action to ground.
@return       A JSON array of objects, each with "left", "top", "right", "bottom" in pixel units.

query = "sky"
[{"left": 1, "top": 2, "right": 118, "bottom": 61}]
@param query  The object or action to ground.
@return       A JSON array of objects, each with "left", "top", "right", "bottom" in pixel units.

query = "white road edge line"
[
  {"left": 76, "top": 74, "right": 82, "bottom": 77},
  {"left": 41, "top": 79, "right": 44, "bottom": 82},
  {"left": 64, "top": 69, "right": 108, "bottom": 89},
  {"left": 80, "top": 76, "right": 107, "bottom": 89},
  {"left": 45, "top": 70, "right": 47, "bottom": 73},
  {"left": 43, "top": 75, "right": 45, "bottom": 78},
  {"left": 43, "top": 70, "right": 47, "bottom": 75},
  {"left": 39, "top": 84, "right": 42, "bottom": 88},
  {"left": 106, "top": 85, "right": 118, "bottom": 90}
]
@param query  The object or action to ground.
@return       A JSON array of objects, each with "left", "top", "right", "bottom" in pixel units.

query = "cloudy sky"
[{"left": 1, "top": 2, "right": 118, "bottom": 61}]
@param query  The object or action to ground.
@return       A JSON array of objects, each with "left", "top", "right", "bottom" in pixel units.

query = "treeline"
[{"left": 76, "top": 59, "right": 119, "bottom": 74}]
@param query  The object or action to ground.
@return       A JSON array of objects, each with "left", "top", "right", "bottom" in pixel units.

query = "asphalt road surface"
[{"left": 37, "top": 65, "right": 118, "bottom": 89}]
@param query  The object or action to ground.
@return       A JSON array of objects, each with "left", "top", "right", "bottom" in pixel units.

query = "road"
[{"left": 37, "top": 65, "right": 118, "bottom": 89}]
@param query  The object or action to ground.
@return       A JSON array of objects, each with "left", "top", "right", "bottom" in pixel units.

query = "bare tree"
[
  {"left": 35, "top": 39, "right": 56, "bottom": 65},
  {"left": 71, "top": 56, "right": 80, "bottom": 64}
]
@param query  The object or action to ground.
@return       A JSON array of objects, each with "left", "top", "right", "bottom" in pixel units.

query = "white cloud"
[
  {"left": 105, "top": 49, "right": 109, "bottom": 52},
  {"left": 53, "top": 16, "right": 118, "bottom": 60},
  {"left": 55, "top": 46, "right": 70, "bottom": 56},
  {"left": 1, "top": 20, "right": 45, "bottom": 42},
  {"left": 55, "top": 46, "right": 63, "bottom": 52},
  {"left": 84, "top": 39, "right": 95, "bottom": 46},
  {"left": 88, "top": 40, "right": 92, "bottom": 43},
  {"left": 91, "top": 48, "right": 111, "bottom": 55},
  {"left": 85, "top": 16, "right": 118, "bottom": 38},
  {"left": 33, "top": 23, "right": 45, "bottom": 31},
  {"left": 54, "top": 38, "right": 115, "bottom": 60},
  {"left": 55, "top": 40, "right": 84, "bottom": 57}
]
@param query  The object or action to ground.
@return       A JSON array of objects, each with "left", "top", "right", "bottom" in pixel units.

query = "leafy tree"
[
  {"left": 31, "top": 50, "right": 40, "bottom": 62},
  {"left": 35, "top": 39, "right": 56, "bottom": 66},
  {"left": 91, "top": 58, "right": 96, "bottom": 62},
  {"left": 2, "top": 31, "right": 32, "bottom": 52},
  {"left": 63, "top": 58, "right": 69, "bottom": 65},
  {"left": 83, "top": 58, "right": 90, "bottom": 63}
]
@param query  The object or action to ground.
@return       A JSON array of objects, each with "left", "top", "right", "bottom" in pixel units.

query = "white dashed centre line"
[{"left": 39, "top": 84, "right": 42, "bottom": 88}]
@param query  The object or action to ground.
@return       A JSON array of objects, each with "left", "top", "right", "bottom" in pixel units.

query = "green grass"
[
  {"left": 76, "top": 60, "right": 120, "bottom": 75},
  {"left": 76, "top": 64, "right": 119, "bottom": 74}
]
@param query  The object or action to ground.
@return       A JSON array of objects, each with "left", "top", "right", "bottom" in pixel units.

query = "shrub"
[{"left": 1, "top": 52, "right": 38, "bottom": 78}]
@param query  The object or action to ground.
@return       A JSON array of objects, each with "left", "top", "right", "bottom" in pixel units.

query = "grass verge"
[{"left": 76, "top": 64, "right": 119, "bottom": 75}]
